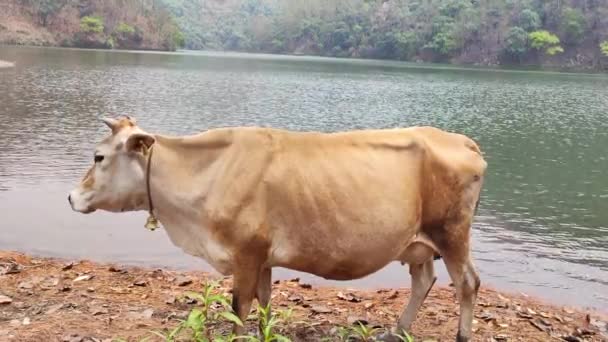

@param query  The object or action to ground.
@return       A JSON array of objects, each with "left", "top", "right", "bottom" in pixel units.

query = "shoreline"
[
  {"left": 2, "top": 43, "right": 607, "bottom": 75},
  {"left": 1, "top": 250, "right": 606, "bottom": 341}
]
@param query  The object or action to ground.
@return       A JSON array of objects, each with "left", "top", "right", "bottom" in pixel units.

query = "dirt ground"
[{"left": 0, "top": 251, "right": 606, "bottom": 342}]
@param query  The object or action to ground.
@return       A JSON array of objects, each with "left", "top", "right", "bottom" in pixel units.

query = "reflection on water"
[{"left": 0, "top": 46, "right": 607, "bottom": 311}]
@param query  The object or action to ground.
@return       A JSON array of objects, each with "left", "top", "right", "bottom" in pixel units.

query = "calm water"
[{"left": 1, "top": 46, "right": 607, "bottom": 312}]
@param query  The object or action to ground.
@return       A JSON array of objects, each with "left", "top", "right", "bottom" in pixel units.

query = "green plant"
[
  {"left": 149, "top": 281, "right": 243, "bottom": 342},
  {"left": 600, "top": 41, "right": 608, "bottom": 57},
  {"left": 115, "top": 22, "right": 135, "bottom": 34},
  {"left": 528, "top": 30, "right": 563, "bottom": 55},
  {"left": 518, "top": 9, "right": 540, "bottom": 32},
  {"left": 80, "top": 16, "right": 104, "bottom": 34},
  {"left": 348, "top": 322, "right": 382, "bottom": 341},
  {"left": 560, "top": 7, "right": 585, "bottom": 44},
  {"left": 247, "top": 304, "right": 290, "bottom": 342},
  {"left": 504, "top": 26, "right": 528, "bottom": 58},
  {"left": 394, "top": 329, "right": 415, "bottom": 342}
]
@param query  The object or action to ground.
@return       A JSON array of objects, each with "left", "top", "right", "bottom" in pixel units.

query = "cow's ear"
[
  {"left": 102, "top": 117, "right": 118, "bottom": 131},
  {"left": 125, "top": 133, "right": 155, "bottom": 153}
]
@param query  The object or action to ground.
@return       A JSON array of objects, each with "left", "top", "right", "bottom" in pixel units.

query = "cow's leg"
[
  {"left": 396, "top": 259, "right": 436, "bottom": 333},
  {"left": 255, "top": 267, "right": 272, "bottom": 335},
  {"left": 255, "top": 267, "right": 272, "bottom": 308},
  {"left": 231, "top": 265, "right": 261, "bottom": 336},
  {"left": 440, "top": 227, "right": 480, "bottom": 342}
]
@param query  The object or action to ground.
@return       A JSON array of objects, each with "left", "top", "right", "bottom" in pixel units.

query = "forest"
[
  {"left": 162, "top": 0, "right": 608, "bottom": 68},
  {"left": 2, "top": 0, "right": 608, "bottom": 68},
  {"left": 1, "top": 0, "right": 184, "bottom": 51}
]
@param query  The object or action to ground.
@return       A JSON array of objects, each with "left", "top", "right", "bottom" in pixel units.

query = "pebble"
[
  {"left": 0, "top": 295, "right": 12, "bottom": 304},
  {"left": 175, "top": 276, "right": 193, "bottom": 286}
]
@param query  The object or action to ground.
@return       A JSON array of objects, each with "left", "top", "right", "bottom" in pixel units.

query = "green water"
[{"left": 0, "top": 46, "right": 606, "bottom": 311}]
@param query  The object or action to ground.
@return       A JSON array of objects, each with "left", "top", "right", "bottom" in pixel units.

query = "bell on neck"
[{"left": 145, "top": 214, "right": 160, "bottom": 231}]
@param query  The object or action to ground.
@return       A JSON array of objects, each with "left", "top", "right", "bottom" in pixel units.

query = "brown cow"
[{"left": 68, "top": 116, "right": 487, "bottom": 341}]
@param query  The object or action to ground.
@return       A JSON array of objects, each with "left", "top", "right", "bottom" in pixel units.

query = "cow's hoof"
[{"left": 456, "top": 331, "right": 469, "bottom": 342}]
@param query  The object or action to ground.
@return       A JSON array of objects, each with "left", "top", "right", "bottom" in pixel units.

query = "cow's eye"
[{"left": 94, "top": 155, "right": 104, "bottom": 163}]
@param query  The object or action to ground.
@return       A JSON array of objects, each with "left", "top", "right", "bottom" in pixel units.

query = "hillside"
[
  {"left": 0, "top": 0, "right": 184, "bottom": 51},
  {"left": 166, "top": 0, "right": 608, "bottom": 70},
  {"left": 2, "top": 0, "right": 608, "bottom": 69}
]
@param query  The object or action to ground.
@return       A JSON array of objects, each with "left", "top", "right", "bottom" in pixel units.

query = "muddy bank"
[
  {"left": 0, "top": 251, "right": 606, "bottom": 342},
  {"left": 0, "top": 60, "right": 15, "bottom": 68}
]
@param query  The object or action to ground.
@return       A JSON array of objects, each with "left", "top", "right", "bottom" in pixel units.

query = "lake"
[{"left": 0, "top": 46, "right": 607, "bottom": 312}]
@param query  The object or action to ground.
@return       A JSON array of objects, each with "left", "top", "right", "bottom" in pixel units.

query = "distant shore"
[{"left": 1, "top": 250, "right": 606, "bottom": 341}]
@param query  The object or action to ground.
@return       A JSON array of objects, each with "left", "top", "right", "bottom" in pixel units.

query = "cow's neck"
[{"left": 145, "top": 132, "right": 227, "bottom": 225}]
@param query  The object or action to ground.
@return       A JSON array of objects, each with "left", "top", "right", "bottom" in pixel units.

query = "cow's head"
[{"left": 68, "top": 116, "right": 155, "bottom": 214}]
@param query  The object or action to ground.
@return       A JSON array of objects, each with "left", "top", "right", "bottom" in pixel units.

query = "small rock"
[
  {"left": 86, "top": 287, "right": 95, "bottom": 293},
  {"left": 58, "top": 284, "right": 72, "bottom": 292},
  {"left": 108, "top": 266, "right": 126, "bottom": 273},
  {"left": 497, "top": 294, "right": 510, "bottom": 302},
  {"left": 493, "top": 334, "right": 508, "bottom": 341},
  {"left": 562, "top": 336, "right": 582, "bottom": 342},
  {"left": 22, "top": 317, "right": 30, "bottom": 325},
  {"left": 141, "top": 294, "right": 148, "bottom": 299},
  {"left": 62, "top": 333, "right": 83, "bottom": 342},
  {"left": 573, "top": 327, "right": 594, "bottom": 337},
  {"left": 175, "top": 276, "right": 192, "bottom": 287},
  {"left": 18, "top": 281, "right": 34, "bottom": 289},
  {"left": 89, "top": 305, "right": 109, "bottom": 316},
  {"left": 347, "top": 316, "right": 368, "bottom": 326},
  {"left": 41, "top": 277, "right": 60, "bottom": 289},
  {"left": 386, "top": 290, "right": 399, "bottom": 300},
  {"left": 0, "top": 262, "right": 21, "bottom": 275},
  {"left": 299, "top": 283, "right": 312, "bottom": 289},
  {"left": 310, "top": 305, "right": 332, "bottom": 314},
  {"left": 364, "top": 302, "right": 374, "bottom": 310},
  {"left": 73, "top": 274, "right": 93, "bottom": 282},
  {"left": 590, "top": 319, "right": 607, "bottom": 332},
  {"left": 273, "top": 280, "right": 280, "bottom": 285},
  {"left": 337, "top": 291, "right": 361, "bottom": 303},
  {"left": 133, "top": 280, "right": 147, "bottom": 287},
  {"left": 476, "top": 310, "right": 494, "bottom": 322},
  {"left": 165, "top": 296, "right": 176, "bottom": 305},
  {"left": 289, "top": 277, "right": 300, "bottom": 283},
  {"left": 0, "top": 295, "right": 12, "bottom": 304},
  {"left": 62, "top": 262, "right": 74, "bottom": 271},
  {"left": 517, "top": 312, "right": 533, "bottom": 319},
  {"left": 530, "top": 319, "right": 551, "bottom": 333},
  {"left": 46, "top": 304, "right": 63, "bottom": 315},
  {"left": 288, "top": 294, "right": 303, "bottom": 303},
  {"left": 142, "top": 308, "right": 154, "bottom": 319}
]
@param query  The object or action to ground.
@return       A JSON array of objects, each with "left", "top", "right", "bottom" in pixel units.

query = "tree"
[
  {"left": 601, "top": 41, "right": 608, "bottom": 57},
  {"left": 529, "top": 30, "right": 564, "bottom": 55},
  {"left": 28, "top": 0, "right": 67, "bottom": 26},
  {"left": 560, "top": 7, "right": 586, "bottom": 45},
  {"left": 504, "top": 27, "right": 528, "bottom": 59},
  {"left": 80, "top": 16, "right": 104, "bottom": 34},
  {"left": 518, "top": 9, "right": 541, "bottom": 32}
]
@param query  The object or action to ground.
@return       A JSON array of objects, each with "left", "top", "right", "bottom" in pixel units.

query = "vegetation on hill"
[
  {"left": 2, "top": 0, "right": 608, "bottom": 68},
  {"left": 163, "top": 0, "right": 608, "bottom": 69},
  {"left": 0, "top": 0, "right": 184, "bottom": 51}
]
